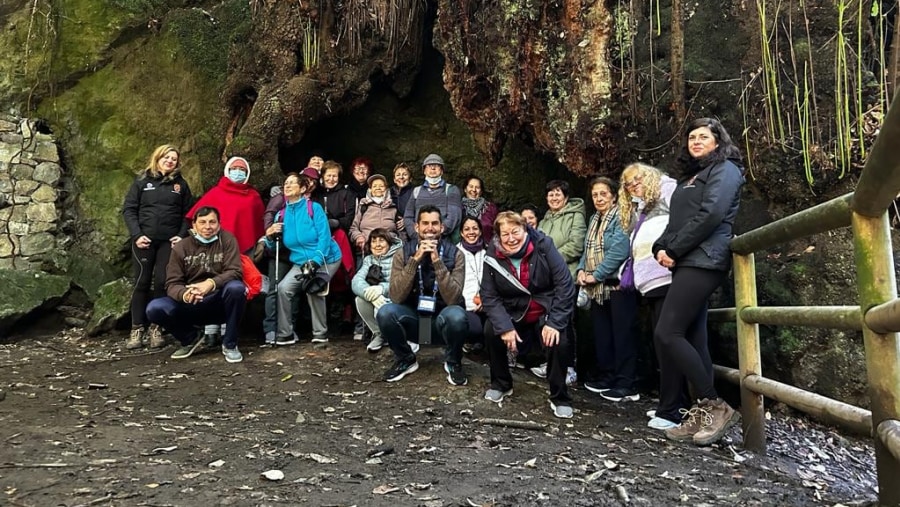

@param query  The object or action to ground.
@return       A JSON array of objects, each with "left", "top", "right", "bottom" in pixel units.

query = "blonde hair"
[
  {"left": 493, "top": 210, "right": 526, "bottom": 237},
  {"left": 393, "top": 162, "right": 411, "bottom": 176},
  {"left": 618, "top": 163, "right": 664, "bottom": 231},
  {"left": 321, "top": 160, "right": 342, "bottom": 176},
  {"left": 144, "top": 144, "right": 181, "bottom": 178}
]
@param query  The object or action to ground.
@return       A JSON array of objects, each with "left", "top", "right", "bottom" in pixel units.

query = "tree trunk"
[{"left": 671, "top": 0, "right": 686, "bottom": 123}]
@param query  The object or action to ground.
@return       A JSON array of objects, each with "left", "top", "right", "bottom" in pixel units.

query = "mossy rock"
[
  {"left": 0, "top": 268, "right": 72, "bottom": 337},
  {"left": 85, "top": 277, "right": 132, "bottom": 336}
]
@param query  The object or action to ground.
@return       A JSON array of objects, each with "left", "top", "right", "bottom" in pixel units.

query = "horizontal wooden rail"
[
  {"left": 853, "top": 93, "right": 900, "bottom": 217},
  {"left": 707, "top": 307, "right": 736, "bottom": 322},
  {"left": 878, "top": 420, "right": 900, "bottom": 464},
  {"left": 740, "top": 306, "right": 862, "bottom": 331},
  {"left": 865, "top": 298, "right": 900, "bottom": 334},
  {"left": 730, "top": 193, "right": 853, "bottom": 255},
  {"left": 714, "top": 365, "right": 872, "bottom": 436}
]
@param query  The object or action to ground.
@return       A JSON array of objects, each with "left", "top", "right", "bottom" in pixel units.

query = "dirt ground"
[{"left": 0, "top": 329, "right": 881, "bottom": 507}]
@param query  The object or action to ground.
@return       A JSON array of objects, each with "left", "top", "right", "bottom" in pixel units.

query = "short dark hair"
[
  {"left": 588, "top": 176, "right": 619, "bottom": 198},
  {"left": 367, "top": 228, "right": 393, "bottom": 250},
  {"left": 521, "top": 203, "right": 539, "bottom": 215},
  {"left": 193, "top": 206, "right": 220, "bottom": 221},
  {"left": 417, "top": 205, "right": 443, "bottom": 223},
  {"left": 546, "top": 180, "right": 569, "bottom": 197},
  {"left": 461, "top": 214, "right": 483, "bottom": 234}
]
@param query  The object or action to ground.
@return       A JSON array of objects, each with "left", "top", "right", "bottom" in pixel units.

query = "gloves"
[
  {"left": 372, "top": 295, "right": 388, "bottom": 309},
  {"left": 362, "top": 285, "right": 382, "bottom": 301}
]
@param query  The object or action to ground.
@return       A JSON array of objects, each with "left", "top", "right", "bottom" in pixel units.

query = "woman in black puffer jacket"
[
  {"left": 652, "top": 118, "right": 745, "bottom": 447},
  {"left": 122, "top": 144, "right": 193, "bottom": 350}
]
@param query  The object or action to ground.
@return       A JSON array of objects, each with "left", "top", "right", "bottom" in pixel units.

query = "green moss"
[
  {"left": 85, "top": 277, "right": 132, "bottom": 335},
  {"left": 777, "top": 328, "right": 802, "bottom": 355},
  {"left": 0, "top": 268, "right": 71, "bottom": 333},
  {"left": 165, "top": 0, "right": 251, "bottom": 82}
]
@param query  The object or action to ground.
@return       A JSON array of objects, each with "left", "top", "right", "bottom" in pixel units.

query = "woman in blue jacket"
[
  {"left": 265, "top": 171, "right": 342, "bottom": 345},
  {"left": 351, "top": 228, "right": 402, "bottom": 353},
  {"left": 653, "top": 118, "right": 745, "bottom": 446},
  {"left": 576, "top": 177, "right": 638, "bottom": 402}
]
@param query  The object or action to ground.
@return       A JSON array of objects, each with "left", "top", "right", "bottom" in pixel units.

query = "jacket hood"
[
  {"left": 224, "top": 156, "right": 251, "bottom": 184},
  {"left": 548, "top": 197, "right": 585, "bottom": 217}
]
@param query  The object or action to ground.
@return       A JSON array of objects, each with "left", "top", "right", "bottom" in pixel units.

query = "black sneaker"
[
  {"left": 599, "top": 387, "right": 640, "bottom": 402},
  {"left": 384, "top": 358, "right": 419, "bottom": 382},
  {"left": 444, "top": 362, "right": 468, "bottom": 386},
  {"left": 584, "top": 381, "right": 612, "bottom": 394}
]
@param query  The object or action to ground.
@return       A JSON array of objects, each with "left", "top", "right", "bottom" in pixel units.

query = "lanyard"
[{"left": 417, "top": 243, "right": 442, "bottom": 297}]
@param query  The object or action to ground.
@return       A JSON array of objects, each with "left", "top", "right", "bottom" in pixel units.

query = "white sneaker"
[
  {"left": 366, "top": 335, "right": 385, "bottom": 352},
  {"left": 352, "top": 332, "right": 364, "bottom": 341},
  {"left": 530, "top": 363, "right": 548, "bottom": 379},
  {"left": 311, "top": 335, "right": 329, "bottom": 344}
]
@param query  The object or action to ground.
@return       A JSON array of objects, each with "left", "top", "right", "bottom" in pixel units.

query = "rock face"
[
  {"left": 0, "top": 115, "right": 68, "bottom": 271},
  {"left": 85, "top": 278, "right": 133, "bottom": 337},
  {"left": 0, "top": 268, "right": 71, "bottom": 337}
]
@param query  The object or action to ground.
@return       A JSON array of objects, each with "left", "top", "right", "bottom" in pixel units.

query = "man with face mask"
[
  {"left": 146, "top": 207, "right": 247, "bottom": 363},
  {"left": 402, "top": 154, "right": 463, "bottom": 242},
  {"left": 186, "top": 156, "right": 265, "bottom": 345}
]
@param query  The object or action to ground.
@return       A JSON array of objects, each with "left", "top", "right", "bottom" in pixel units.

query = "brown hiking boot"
[
  {"left": 147, "top": 325, "right": 166, "bottom": 349},
  {"left": 693, "top": 398, "right": 741, "bottom": 446},
  {"left": 664, "top": 404, "right": 710, "bottom": 442},
  {"left": 125, "top": 328, "right": 144, "bottom": 350}
]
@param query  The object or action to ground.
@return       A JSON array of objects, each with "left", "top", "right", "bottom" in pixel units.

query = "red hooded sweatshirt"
[{"left": 187, "top": 156, "right": 265, "bottom": 253}]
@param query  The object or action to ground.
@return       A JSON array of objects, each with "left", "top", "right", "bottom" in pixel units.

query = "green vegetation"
[{"left": 166, "top": 0, "right": 251, "bottom": 82}]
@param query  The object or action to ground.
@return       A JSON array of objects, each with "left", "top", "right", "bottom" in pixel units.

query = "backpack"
[{"left": 240, "top": 254, "right": 263, "bottom": 299}]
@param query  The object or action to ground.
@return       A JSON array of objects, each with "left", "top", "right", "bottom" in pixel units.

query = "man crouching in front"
[
  {"left": 376, "top": 205, "right": 469, "bottom": 385},
  {"left": 147, "top": 206, "right": 246, "bottom": 363}
]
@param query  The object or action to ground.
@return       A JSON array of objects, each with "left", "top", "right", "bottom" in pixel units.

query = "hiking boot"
[
  {"left": 530, "top": 363, "right": 548, "bottom": 379},
  {"left": 665, "top": 404, "right": 710, "bottom": 442},
  {"left": 444, "top": 362, "right": 468, "bottom": 386},
  {"left": 366, "top": 334, "right": 385, "bottom": 352},
  {"left": 384, "top": 358, "right": 419, "bottom": 382},
  {"left": 550, "top": 401, "right": 574, "bottom": 419},
  {"left": 584, "top": 381, "right": 612, "bottom": 394},
  {"left": 125, "top": 328, "right": 144, "bottom": 350},
  {"left": 693, "top": 398, "right": 741, "bottom": 446},
  {"left": 599, "top": 388, "right": 640, "bottom": 402},
  {"left": 222, "top": 345, "right": 243, "bottom": 364},
  {"left": 147, "top": 325, "right": 166, "bottom": 349},
  {"left": 484, "top": 388, "right": 512, "bottom": 403}
]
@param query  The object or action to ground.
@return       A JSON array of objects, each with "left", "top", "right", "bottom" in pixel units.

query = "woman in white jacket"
[
  {"left": 618, "top": 163, "right": 687, "bottom": 430},
  {"left": 458, "top": 216, "right": 487, "bottom": 353},
  {"left": 351, "top": 228, "right": 402, "bottom": 352}
]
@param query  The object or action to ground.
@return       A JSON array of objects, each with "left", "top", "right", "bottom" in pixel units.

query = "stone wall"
[{"left": 0, "top": 114, "right": 67, "bottom": 271}]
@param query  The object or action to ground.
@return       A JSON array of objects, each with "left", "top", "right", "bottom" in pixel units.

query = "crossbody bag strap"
[{"left": 483, "top": 256, "right": 531, "bottom": 295}]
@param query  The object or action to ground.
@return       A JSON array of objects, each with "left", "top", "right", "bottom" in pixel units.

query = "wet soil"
[{"left": 0, "top": 330, "right": 879, "bottom": 506}]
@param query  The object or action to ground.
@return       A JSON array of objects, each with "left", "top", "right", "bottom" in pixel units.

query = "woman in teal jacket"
[{"left": 265, "top": 171, "right": 342, "bottom": 345}]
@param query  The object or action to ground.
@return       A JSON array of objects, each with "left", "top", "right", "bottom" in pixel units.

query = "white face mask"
[
  {"left": 425, "top": 175, "right": 442, "bottom": 186},
  {"left": 371, "top": 195, "right": 384, "bottom": 204}
]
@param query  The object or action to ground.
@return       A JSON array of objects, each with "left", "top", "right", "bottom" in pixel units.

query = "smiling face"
[
  {"left": 461, "top": 218, "right": 482, "bottom": 245},
  {"left": 193, "top": 211, "right": 221, "bottom": 239},
  {"left": 546, "top": 187, "right": 568, "bottom": 212},
  {"left": 323, "top": 168, "right": 340, "bottom": 189},
  {"left": 369, "top": 236, "right": 389, "bottom": 256},
  {"left": 591, "top": 182, "right": 615, "bottom": 215},
  {"left": 283, "top": 175, "right": 301, "bottom": 201},
  {"left": 687, "top": 126, "right": 718, "bottom": 159},
  {"left": 414, "top": 211, "right": 443, "bottom": 240},
  {"left": 394, "top": 167, "right": 411, "bottom": 188},
  {"left": 353, "top": 163, "right": 370, "bottom": 184},
  {"left": 521, "top": 209, "right": 538, "bottom": 228},
  {"left": 465, "top": 178, "right": 482, "bottom": 199},
  {"left": 370, "top": 179, "right": 387, "bottom": 198},
  {"left": 623, "top": 173, "right": 644, "bottom": 199},
  {"left": 157, "top": 150, "right": 179, "bottom": 175},
  {"left": 498, "top": 221, "right": 526, "bottom": 255},
  {"left": 308, "top": 156, "right": 324, "bottom": 171}
]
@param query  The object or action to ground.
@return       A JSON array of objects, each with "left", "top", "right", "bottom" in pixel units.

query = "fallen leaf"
[
  {"left": 209, "top": 459, "right": 225, "bottom": 468},
  {"left": 373, "top": 484, "right": 400, "bottom": 495},
  {"left": 524, "top": 458, "right": 537, "bottom": 468},
  {"left": 261, "top": 470, "right": 284, "bottom": 481}
]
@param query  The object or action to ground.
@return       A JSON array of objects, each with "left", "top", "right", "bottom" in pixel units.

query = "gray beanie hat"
[{"left": 422, "top": 154, "right": 445, "bottom": 167}]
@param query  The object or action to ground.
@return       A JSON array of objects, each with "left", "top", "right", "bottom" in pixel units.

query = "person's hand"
[
  {"left": 500, "top": 329, "right": 522, "bottom": 353},
  {"left": 266, "top": 223, "right": 283, "bottom": 238},
  {"left": 182, "top": 287, "right": 201, "bottom": 304},
  {"left": 169, "top": 235, "right": 182, "bottom": 246},
  {"left": 414, "top": 238, "right": 437, "bottom": 261},
  {"left": 135, "top": 235, "right": 151, "bottom": 249},
  {"left": 363, "top": 285, "right": 382, "bottom": 301},
  {"left": 473, "top": 294, "right": 482, "bottom": 312},
  {"left": 356, "top": 237, "right": 366, "bottom": 249},
  {"left": 372, "top": 295, "right": 387, "bottom": 309},
  {"left": 583, "top": 273, "right": 597, "bottom": 285},
  {"left": 576, "top": 270, "right": 586, "bottom": 286},
  {"left": 656, "top": 249, "right": 676, "bottom": 268},
  {"left": 396, "top": 218, "right": 404, "bottom": 230},
  {"left": 187, "top": 279, "right": 216, "bottom": 299},
  {"left": 541, "top": 325, "right": 560, "bottom": 347}
]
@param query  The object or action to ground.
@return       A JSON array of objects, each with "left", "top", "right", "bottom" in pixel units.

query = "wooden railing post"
[
  {"left": 733, "top": 253, "right": 765, "bottom": 452},
  {"left": 852, "top": 211, "right": 900, "bottom": 506}
]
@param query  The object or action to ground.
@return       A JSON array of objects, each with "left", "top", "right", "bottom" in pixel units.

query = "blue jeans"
[
  {"left": 146, "top": 280, "right": 246, "bottom": 349},
  {"left": 376, "top": 303, "right": 468, "bottom": 365}
]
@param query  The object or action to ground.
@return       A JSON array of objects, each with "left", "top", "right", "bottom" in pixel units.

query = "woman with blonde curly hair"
[
  {"left": 122, "top": 144, "right": 194, "bottom": 350},
  {"left": 618, "top": 163, "right": 686, "bottom": 430}
]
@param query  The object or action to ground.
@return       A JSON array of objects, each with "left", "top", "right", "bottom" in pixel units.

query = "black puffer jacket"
[
  {"left": 312, "top": 185, "right": 355, "bottom": 233},
  {"left": 652, "top": 159, "right": 744, "bottom": 271},
  {"left": 123, "top": 171, "right": 193, "bottom": 241}
]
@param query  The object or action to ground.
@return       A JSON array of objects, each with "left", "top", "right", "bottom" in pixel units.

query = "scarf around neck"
[
  {"left": 584, "top": 206, "right": 618, "bottom": 303},
  {"left": 462, "top": 197, "right": 487, "bottom": 218}
]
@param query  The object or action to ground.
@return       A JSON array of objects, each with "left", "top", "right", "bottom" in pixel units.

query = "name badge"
[{"left": 417, "top": 295, "right": 436, "bottom": 314}]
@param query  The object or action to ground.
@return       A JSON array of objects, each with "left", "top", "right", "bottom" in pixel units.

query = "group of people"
[{"left": 122, "top": 117, "right": 745, "bottom": 446}]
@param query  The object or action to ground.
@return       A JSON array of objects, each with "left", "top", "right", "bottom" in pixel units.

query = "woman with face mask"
[
  {"left": 349, "top": 174, "right": 398, "bottom": 251},
  {"left": 185, "top": 156, "right": 265, "bottom": 346}
]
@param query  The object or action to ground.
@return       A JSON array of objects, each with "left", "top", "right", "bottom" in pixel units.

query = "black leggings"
[
  {"left": 130, "top": 239, "right": 172, "bottom": 328},
  {"left": 653, "top": 267, "right": 726, "bottom": 401}
]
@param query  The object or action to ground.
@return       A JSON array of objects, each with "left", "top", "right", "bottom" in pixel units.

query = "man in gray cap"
[{"left": 402, "top": 154, "right": 463, "bottom": 242}]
